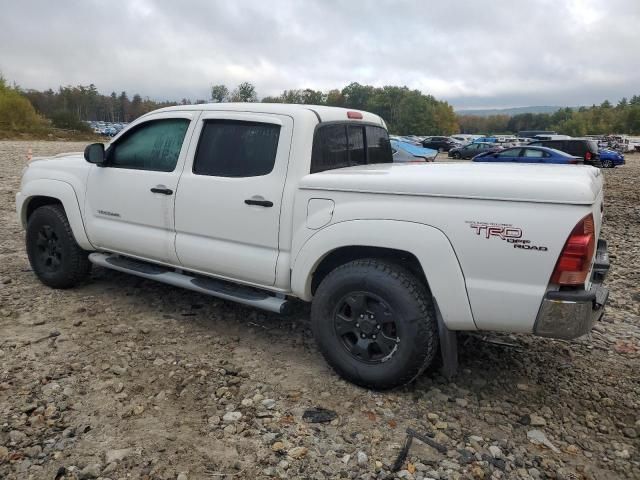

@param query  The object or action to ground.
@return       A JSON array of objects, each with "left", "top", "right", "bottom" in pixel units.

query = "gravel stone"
[
  {"left": 356, "top": 451, "right": 368, "bottom": 466},
  {"left": 0, "top": 142, "right": 638, "bottom": 480},
  {"left": 104, "top": 448, "right": 134, "bottom": 463},
  {"left": 222, "top": 411, "right": 242, "bottom": 423}
]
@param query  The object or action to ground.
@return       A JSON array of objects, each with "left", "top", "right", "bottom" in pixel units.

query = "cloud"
[{"left": 0, "top": 0, "right": 638, "bottom": 108}]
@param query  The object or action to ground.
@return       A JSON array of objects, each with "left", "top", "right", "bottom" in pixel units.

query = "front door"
[
  {"left": 174, "top": 112, "right": 293, "bottom": 286},
  {"left": 84, "top": 112, "right": 198, "bottom": 264}
]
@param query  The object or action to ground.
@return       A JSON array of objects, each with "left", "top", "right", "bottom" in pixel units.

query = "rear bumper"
[{"left": 534, "top": 239, "right": 610, "bottom": 340}]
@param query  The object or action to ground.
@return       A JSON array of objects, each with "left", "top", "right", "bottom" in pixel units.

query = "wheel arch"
[
  {"left": 18, "top": 179, "right": 93, "bottom": 251},
  {"left": 291, "top": 220, "right": 476, "bottom": 331}
]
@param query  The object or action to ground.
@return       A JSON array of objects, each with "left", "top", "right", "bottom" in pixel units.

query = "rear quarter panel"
[{"left": 291, "top": 189, "right": 593, "bottom": 333}]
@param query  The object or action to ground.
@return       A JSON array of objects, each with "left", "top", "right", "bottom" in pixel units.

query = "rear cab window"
[{"left": 311, "top": 123, "right": 392, "bottom": 173}]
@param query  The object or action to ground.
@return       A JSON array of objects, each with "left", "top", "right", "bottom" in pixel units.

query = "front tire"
[
  {"left": 311, "top": 259, "right": 438, "bottom": 389},
  {"left": 26, "top": 205, "right": 91, "bottom": 289},
  {"left": 453, "top": 151, "right": 462, "bottom": 159}
]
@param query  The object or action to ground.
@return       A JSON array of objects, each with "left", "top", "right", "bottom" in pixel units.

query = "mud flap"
[{"left": 435, "top": 300, "right": 458, "bottom": 379}]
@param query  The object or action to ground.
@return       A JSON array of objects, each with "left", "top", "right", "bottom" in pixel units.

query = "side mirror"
[{"left": 84, "top": 143, "right": 105, "bottom": 165}]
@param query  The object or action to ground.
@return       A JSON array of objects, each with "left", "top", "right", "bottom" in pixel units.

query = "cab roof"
[{"left": 149, "top": 103, "right": 385, "bottom": 126}]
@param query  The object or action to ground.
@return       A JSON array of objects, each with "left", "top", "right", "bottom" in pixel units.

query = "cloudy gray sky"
[{"left": 1, "top": 0, "right": 638, "bottom": 109}]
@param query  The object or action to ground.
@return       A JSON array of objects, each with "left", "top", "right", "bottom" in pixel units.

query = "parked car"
[
  {"left": 16, "top": 103, "right": 609, "bottom": 390},
  {"left": 598, "top": 149, "right": 625, "bottom": 168},
  {"left": 473, "top": 136, "right": 498, "bottom": 143},
  {"left": 391, "top": 139, "right": 437, "bottom": 162},
  {"left": 422, "top": 136, "right": 457, "bottom": 152},
  {"left": 448, "top": 142, "right": 502, "bottom": 159},
  {"left": 528, "top": 139, "right": 601, "bottom": 166},
  {"left": 473, "top": 146, "right": 583, "bottom": 164},
  {"left": 450, "top": 134, "right": 482, "bottom": 144}
]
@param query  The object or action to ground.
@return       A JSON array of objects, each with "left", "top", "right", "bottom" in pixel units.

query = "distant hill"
[{"left": 455, "top": 106, "right": 564, "bottom": 117}]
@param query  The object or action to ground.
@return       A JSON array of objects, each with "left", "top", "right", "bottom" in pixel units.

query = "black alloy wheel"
[
  {"left": 333, "top": 292, "right": 399, "bottom": 364},
  {"left": 35, "top": 225, "right": 63, "bottom": 273}
]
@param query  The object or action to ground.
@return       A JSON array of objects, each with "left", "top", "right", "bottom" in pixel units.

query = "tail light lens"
[
  {"left": 551, "top": 214, "right": 595, "bottom": 285},
  {"left": 585, "top": 151, "right": 592, "bottom": 161}
]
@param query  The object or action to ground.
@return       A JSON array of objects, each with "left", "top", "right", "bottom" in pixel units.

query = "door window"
[
  {"left": 108, "top": 118, "right": 189, "bottom": 172},
  {"left": 193, "top": 120, "right": 281, "bottom": 177},
  {"left": 497, "top": 148, "right": 522, "bottom": 157},
  {"left": 523, "top": 148, "right": 545, "bottom": 158}
]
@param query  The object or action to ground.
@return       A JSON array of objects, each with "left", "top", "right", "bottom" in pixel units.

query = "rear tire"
[
  {"left": 601, "top": 159, "right": 614, "bottom": 168},
  {"left": 311, "top": 259, "right": 438, "bottom": 389},
  {"left": 453, "top": 152, "right": 462, "bottom": 159},
  {"left": 26, "top": 205, "right": 91, "bottom": 289}
]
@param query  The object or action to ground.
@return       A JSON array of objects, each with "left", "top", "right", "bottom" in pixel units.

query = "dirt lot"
[{"left": 1, "top": 141, "right": 639, "bottom": 480}]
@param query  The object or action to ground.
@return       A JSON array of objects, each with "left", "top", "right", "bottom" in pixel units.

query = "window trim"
[
  {"left": 104, "top": 117, "right": 191, "bottom": 173},
  {"left": 191, "top": 118, "right": 282, "bottom": 178}
]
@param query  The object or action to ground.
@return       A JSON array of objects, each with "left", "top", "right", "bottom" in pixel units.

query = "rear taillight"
[
  {"left": 551, "top": 214, "right": 595, "bottom": 285},
  {"left": 585, "top": 151, "right": 592, "bottom": 161}
]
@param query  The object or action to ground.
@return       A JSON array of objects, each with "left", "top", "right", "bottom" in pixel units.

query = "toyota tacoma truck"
[{"left": 16, "top": 104, "right": 610, "bottom": 389}]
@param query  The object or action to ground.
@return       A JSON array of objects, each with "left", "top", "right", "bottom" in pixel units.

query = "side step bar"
[{"left": 88, "top": 253, "right": 290, "bottom": 314}]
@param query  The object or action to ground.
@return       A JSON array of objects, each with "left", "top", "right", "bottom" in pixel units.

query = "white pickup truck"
[{"left": 16, "top": 104, "right": 610, "bottom": 389}]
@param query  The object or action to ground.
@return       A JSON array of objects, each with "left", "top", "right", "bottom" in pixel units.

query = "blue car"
[
  {"left": 473, "top": 146, "right": 582, "bottom": 164},
  {"left": 390, "top": 139, "right": 438, "bottom": 162},
  {"left": 598, "top": 149, "right": 624, "bottom": 168}
]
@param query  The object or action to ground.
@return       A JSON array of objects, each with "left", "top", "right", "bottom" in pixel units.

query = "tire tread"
[
  {"left": 27, "top": 205, "right": 91, "bottom": 289},
  {"left": 312, "top": 258, "right": 438, "bottom": 389}
]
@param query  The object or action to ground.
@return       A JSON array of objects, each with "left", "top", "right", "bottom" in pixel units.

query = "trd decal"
[
  {"left": 470, "top": 224, "right": 522, "bottom": 240},
  {"left": 466, "top": 221, "right": 548, "bottom": 252}
]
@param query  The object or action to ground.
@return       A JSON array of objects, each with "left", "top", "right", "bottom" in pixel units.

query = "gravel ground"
[{"left": 0, "top": 141, "right": 638, "bottom": 480}]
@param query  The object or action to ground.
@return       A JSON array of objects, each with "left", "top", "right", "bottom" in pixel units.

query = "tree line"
[
  {"left": 252, "top": 82, "right": 458, "bottom": 135},
  {"left": 458, "top": 97, "right": 640, "bottom": 135},
  {"left": 2, "top": 72, "right": 640, "bottom": 136}
]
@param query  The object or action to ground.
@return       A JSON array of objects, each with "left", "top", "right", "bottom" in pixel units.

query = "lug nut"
[
  {"left": 377, "top": 325, "right": 381, "bottom": 329},
  {"left": 359, "top": 314, "right": 364, "bottom": 319},
  {"left": 355, "top": 323, "right": 360, "bottom": 328},
  {"left": 361, "top": 333, "right": 366, "bottom": 338},
  {"left": 372, "top": 335, "right": 377, "bottom": 339}
]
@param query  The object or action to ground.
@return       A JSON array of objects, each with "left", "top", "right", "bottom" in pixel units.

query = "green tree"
[
  {"left": 341, "top": 82, "right": 374, "bottom": 110},
  {"left": 49, "top": 110, "right": 91, "bottom": 131},
  {"left": 0, "top": 74, "right": 44, "bottom": 131},
  {"left": 210, "top": 84, "right": 229, "bottom": 103},
  {"left": 325, "top": 89, "right": 345, "bottom": 107},
  {"left": 230, "top": 82, "right": 257, "bottom": 102}
]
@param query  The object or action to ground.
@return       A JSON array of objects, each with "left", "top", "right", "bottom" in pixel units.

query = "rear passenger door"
[{"left": 174, "top": 112, "right": 293, "bottom": 286}]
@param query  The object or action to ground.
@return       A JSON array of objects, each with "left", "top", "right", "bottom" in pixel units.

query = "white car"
[{"left": 16, "top": 103, "right": 610, "bottom": 389}]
